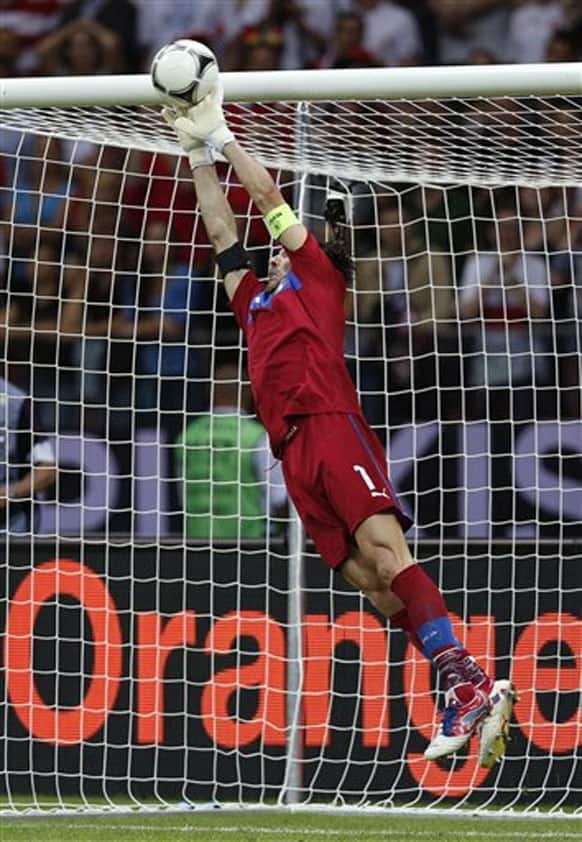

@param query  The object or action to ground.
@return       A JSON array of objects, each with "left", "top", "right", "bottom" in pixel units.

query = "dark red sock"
[
  {"left": 390, "top": 609, "right": 423, "bottom": 653},
  {"left": 390, "top": 564, "right": 458, "bottom": 658}
]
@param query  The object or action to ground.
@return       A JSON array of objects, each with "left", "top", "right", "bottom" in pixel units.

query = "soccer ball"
[{"left": 151, "top": 39, "right": 219, "bottom": 106}]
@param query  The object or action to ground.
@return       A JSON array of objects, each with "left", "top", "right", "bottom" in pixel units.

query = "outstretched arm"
[
  {"left": 222, "top": 141, "right": 307, "bottom": 252},
  {"left": 192, "top": 164, "right": 247, "bottom": 300},
  {"left": 163, "top": 108, "right": 249, "bottom": 300},
  {"left": 169, "top": 89, "right": 308, "bottom": 252}
]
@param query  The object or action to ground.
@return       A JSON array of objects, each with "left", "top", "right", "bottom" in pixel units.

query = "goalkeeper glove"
[
  {"left": 162, "top": 106, "right": 215, "bottom": 170},
  {"left": 177, "top": 85, "right": 235, "bottom": 154}
]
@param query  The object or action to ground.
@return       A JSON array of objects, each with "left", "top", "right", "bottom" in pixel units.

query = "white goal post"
[
  {"left": 0, "top": 65, "right": 580, "bottom": 819},
  {"left": 2, "top": 62, "right": 582, "bottom": 106}
]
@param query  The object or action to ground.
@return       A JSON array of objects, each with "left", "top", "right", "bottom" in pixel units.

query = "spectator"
[
  {"left": 257, "top": 0, "right": 334, "bottom": 70},
  {"left": 176, "top": 359, "right": 287, "bottom": 540},
  {"left": 351, "top": 0, "right": 423, "bottom": 66},
  {"left": 2, "top": 242, "right": 84, "bottom": 425},
  {"left": 355, "top": 196, "right": 458, "bottom": 424},
  {"left": 207, "top": 0, "right": 272, "bottom": 70},
  {"left": 0, "top": 27, "right": 19, "bottom": 77},
  {"left": 468, "top": 46, "right": 498, "bottom": 64},
  {"left": 57, "top": 0, "right": 138, "bottom": 70},
  {"left": 428, "top": 0, "right": 510, "bottom": 64},
  {"left": 397, "top": 0, "right": 438, "bottom": 64},
  {"left": 238, "top": 24, "right": 285, "bottom": 71},
  {"left": 564, "top": 2, "right": 582, "bottom": 53},
  {"left": 8, "top": 136, "right": 70, "bottom": 262},
  {"left": 348, "top": 199, "right": 412, "bottom": 428},
  {"left": 212, "top": 0, "right": 270, "bottom": 62},
  {"left": 35, "top": 17, "right": 123, "bottom": 75},
  {"left": 459, "top": 203, "right": 550, "bottom": 420},
  {"left": 547, "top": 208, "right": 582, "bottom": 419},
  {"left": 518, "top": 186, "right": 569, "bottom": 252},
  {"left": 507, "top": 0, "right": 566, "bottom": 64},
  {"left": 136, "top": 0, "right": 210, "bottom": 65},
  {"left": 66, "top": 235, "right": 129, "bottom": 414},
  {"left": 136, "top": 0, "right": 268, "bottom": 69},
  {"left": 55, "top": 147, "right": 132, "bottom": 265},
  {"left": 0, "top": 189, "right": 6, "bottom": 276},
  {"left": 545, "top": 27, "right": 579, "bottom": 62},
  {"left": 0, "top": 1, "right": 64, "bottom": 73},
  {"left": 318, "top": 11, "right": 380, "bottom": 69},
  {"left": 121, "top": 220, "right": 199, "bottom": 434},
  {"left": 0, "top": 376, "right": 56, "bottom": 533},
  {"left": 122, "top": 151, "right": 214, "bottom": 267},
  {"left": 409, "top": 184, "right": 475, "bottom": 272}
]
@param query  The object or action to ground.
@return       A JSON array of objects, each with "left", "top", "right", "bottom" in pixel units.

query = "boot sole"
[{"left": 479, "top": 680, "right": 518, "bottom": 769}]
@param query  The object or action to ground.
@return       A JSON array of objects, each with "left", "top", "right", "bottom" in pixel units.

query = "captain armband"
[
  {"left": 264, "top": 203, "right": 299, "bottom": 240},
  {"left": 216, "top": 242, "right": 251, "bottom": 277}
]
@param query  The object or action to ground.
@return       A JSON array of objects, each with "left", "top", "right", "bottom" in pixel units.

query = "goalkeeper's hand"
[
  {"left": 162, "top": 106, "right": 215, "bottom": 170},
  {"left": 177, "top": 85, "right": 235, "bottom": 154}
]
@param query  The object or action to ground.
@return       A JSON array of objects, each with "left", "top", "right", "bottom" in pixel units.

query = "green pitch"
[{"left": 0, "top": 811, "right": 580, "bottom": 842}]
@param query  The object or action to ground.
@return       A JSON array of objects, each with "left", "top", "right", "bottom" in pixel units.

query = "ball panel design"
[{"left": 151, "top": 39, "right": 218, "bottom": 105}]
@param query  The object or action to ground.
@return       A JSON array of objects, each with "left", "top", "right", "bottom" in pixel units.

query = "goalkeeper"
[{"left": 163, "top": 88, "right": 515, "bottom": 767}]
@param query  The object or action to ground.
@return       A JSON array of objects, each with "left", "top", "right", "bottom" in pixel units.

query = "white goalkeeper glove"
[
  {"left": 177, "top": 85, "right": 235, "bottom": 154},
  {"left": 162, "top": 106, "right": 215, "bottom": 170}
]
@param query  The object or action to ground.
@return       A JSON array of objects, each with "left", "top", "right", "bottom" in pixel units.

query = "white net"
[
  {"left": 0, "top": 95, "right": 580, "bottom": 816},
  {"left": 1, "top": 94, "right": 582, "bottom": 185}
]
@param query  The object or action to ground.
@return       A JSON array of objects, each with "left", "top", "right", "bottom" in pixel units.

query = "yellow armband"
[{"left": 264, "top": 203, "right": 299, "bottom": 239}]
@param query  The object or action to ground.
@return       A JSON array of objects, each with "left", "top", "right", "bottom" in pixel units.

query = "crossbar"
[{"left": 1, "top": 62, "right": 582, "bottom": 108}]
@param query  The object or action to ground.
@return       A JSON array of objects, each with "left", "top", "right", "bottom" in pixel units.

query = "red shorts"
[{"left": 281, "top": 412, "right": 413, "bottom": 569}]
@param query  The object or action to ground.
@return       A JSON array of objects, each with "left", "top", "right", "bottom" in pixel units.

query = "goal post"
[
  {"left": 2, "top": 62, "right": 582, "bottom": 106},
  {"left": 0, "top": 65, "right": 580, "bottom": 818}
]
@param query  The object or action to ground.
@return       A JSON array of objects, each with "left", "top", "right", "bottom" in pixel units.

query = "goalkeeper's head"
[
  {"left": 265, "top": 199, "right": 354, "bottom": 291},
  {"left": 267, "top": 249, "right": 291, "bottom": 291},
  {"left": 265, "top": 225, "right": 354, "bottom": 293}
]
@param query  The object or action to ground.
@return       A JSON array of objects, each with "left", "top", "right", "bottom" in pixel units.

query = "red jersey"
[{"left": 230, "top": 233, "right": 361, "bottom": 454}]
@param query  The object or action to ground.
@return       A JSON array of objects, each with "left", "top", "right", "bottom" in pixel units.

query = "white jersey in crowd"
[
  {"left": 137, "top": 0, "right": 269, "bottom": 60},
  {"left": 459, "top": 252, "right": 550, "bottom": 387},
  {"left": 352, "top": 0, "right": 422, "bottom": 66},
  {"left": 277, "top": 0, "right": 337, "bottom": 70},
  {"left": 507, "top": 0, "right": 566, "bottom": 64},
  {"left": 436, "top": 5, "right": 511, "bottom": 64}
]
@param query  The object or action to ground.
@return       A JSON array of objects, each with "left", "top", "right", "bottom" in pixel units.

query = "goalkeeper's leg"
[
  {"left": 342, "top": 550, "right": 423, "bottom": 652},
  {"left": 344, "top": 515, "right": 515, "bottom": 764}
]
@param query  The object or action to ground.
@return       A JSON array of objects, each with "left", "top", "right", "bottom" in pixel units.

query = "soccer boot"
[
  {"left": 478, "top": 679, "right": 517, "bottom": 769},
  {"left": 424, "top": 682, "right": 491, "bottom": 761}
]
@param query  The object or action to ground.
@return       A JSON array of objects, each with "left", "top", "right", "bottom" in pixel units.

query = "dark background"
[{"left": 1, "top": 539, "right": 579, "bottom": 809}]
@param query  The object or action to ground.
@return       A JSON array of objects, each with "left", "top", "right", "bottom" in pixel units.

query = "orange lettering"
[
  {"left": 200, "top": 610, "right": 286, "bottom": 748},
  {"left": 303, "top": 615, "right": 332, "bottom": 746},
  {"left": 513, "top": 612, "right": 581, "bottom": 753},
  {"left": 5, "top": 559, "right": 122, "bottom": 744},
  {"left": 136, "top": 611, "right": 196, "bottom": 743},
  {"left": 303, "top": 611, "right": 389, "bottom": 748}
]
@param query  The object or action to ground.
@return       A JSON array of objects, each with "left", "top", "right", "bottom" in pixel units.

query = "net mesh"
[
  {"left": 1, "top": 95, "right": 582, "bottom": 185},
  {"left": 0, "top": 96, "right": 580, "bottom": 816}
]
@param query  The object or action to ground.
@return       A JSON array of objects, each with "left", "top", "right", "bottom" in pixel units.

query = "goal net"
[{"left": 0, "top": 71, "right": 580, "bottom": 817}]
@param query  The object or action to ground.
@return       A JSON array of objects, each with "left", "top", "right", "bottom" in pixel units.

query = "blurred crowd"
[
  {"left": 0, "top": 1, "right": 581, "bottom": 537},
  {"left": 1, "top": 139, "right": 580, "bottom": 443},
  {"left": 346, "top": 183, "right": 582, "bottom": 431},
  {"left": 0, "top": 0, "right": 581, "bottom": 78}
]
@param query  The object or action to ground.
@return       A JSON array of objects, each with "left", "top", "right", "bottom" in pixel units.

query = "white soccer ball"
[{"left": 151, "top": 39, "right": 219, "bottom": 106}]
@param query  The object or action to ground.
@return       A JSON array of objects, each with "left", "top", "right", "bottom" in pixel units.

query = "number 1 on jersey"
[{"left": 353, "top": 464, "right": 390, "bottom": 499}]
